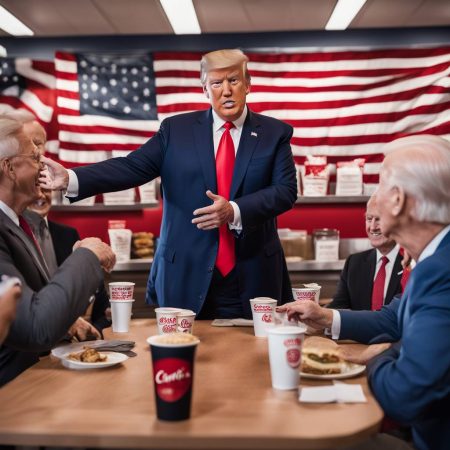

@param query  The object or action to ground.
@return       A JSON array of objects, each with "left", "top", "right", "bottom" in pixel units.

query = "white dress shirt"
[{"left": 0, "top": 200, "right": 19, "bottom": 226}]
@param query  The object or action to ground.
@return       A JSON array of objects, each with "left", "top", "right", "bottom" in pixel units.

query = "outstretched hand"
[
  {"left": 39, "top": 155, "right": 69, "bottom": 191},
  {"left": 192, "top": 190, "right": 234, "bottom": 230}
]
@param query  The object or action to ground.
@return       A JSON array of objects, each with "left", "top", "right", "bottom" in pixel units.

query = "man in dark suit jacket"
[
  {"left": 41, "top": 49, "right": 297, "bottom": 319},
  {"left": 0, "top": 277, "right": 21, "bottom": 345},
  {"left": 24, "top": 191, "right": 111, "bottom": 335},
  {"left": 279, "top": 135, "right": 450, "bottom": 450},
  {"left": 328, "top": 195, "right": 403, "bottom": 310},
  {"left": 0, "top": 116, "right": 115, "bottom": 385}
]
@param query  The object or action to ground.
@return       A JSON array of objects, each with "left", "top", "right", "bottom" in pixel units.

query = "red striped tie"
[
  {"left": 215, "top": 121, "right": 236, "bottom": 276},
  {"left": 371, "top": 256, "right": 389, "bottom": 311},
  {"left": 19, "top": 216, "right": 42, "bottom": 253}
]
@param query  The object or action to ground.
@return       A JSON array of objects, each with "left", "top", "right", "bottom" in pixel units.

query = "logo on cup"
[
  {"left": 179, "top": 319, "right": 191, "bottom": 330},
  {"left": 154, "top": 358, "right": 192, "bottom": 402},
  {"left": 162, "top": 324, "right": 177, "bottom": 333},
  {"left": 286, "top": 349, "right": 301, "bottom": 368},
  {"left": 253, "top": 304, "right": 273, "bottom": 313},
  {"left": 295, "top": 291, "right": 315, "bottom": 301},
  {"left": 283, "top": 338, "right": 301, "bottom": 347},
  {"left": 159, "top": 317, "right": 177, "bottom": 325},
  {"left": 261, "top": 313, "right": 273, "bottom": 323}
]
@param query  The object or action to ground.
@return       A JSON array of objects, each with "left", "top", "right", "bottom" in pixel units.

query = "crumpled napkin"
[
  {"left": 299, "top": 381, "right": 367, "bottom": 403},
  {"left": 86, "top": 340, "right": 135, "bottom": 353}
]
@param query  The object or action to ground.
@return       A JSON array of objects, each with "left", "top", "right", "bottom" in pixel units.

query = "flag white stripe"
[
  {"left": 57, "top": 78, "right": 79, "bottom": 92},
  {"left": 58, "top": 113, "right": 160, "bottom": 131},
  {"left": 55, "top": 59, "right": 77, "bottom": 73},
  {"left": 20, "top": 89, "right": 53, "bottom": 122},
  {"left": 291, "top": 111, "right": 449, "bottom": 138},
  {"left": 59, "top": 130, "right": 148, "bottom": 145},
  {"left": 15, "top": 58, "right": 56, "bottom": 88},
  {"left": 153, "top": 53, "right": 450, "bottom": 73},
  {"left": 57, "top": 97, "right": 79, "bottom": 110},
  {"left": 58, "top": 148, "right": 110, "bottom": 163}
]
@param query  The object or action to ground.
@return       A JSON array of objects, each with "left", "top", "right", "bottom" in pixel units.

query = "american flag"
[
  {"left": 0, "top": 57, "right": 58, "bottom": 155},
  {"left": 153, "top": 47, "right": 450, "bottom": 189},
  {"left": 56, "top": 51, "right": 159, "bottom": 166},
  {"left": 53, "top": 46, "right": 450, "bottom": 185}
]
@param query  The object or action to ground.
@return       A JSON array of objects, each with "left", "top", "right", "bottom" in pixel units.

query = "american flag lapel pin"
[{"left": 251, "top": 131, "right": 258, "bottom": 137}]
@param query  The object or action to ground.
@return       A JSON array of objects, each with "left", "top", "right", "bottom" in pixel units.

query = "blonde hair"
[
  {"left": 382, "top": 134, "right": 450, "bottom": 223},
  {"left": 200, "top": 49, "right": 250, "bottom": 84},
  {"left": 0, "top": 117, "right": 23, "bottom": 159}
]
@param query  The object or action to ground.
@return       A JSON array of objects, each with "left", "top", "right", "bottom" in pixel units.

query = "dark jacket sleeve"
[{"left": 327, "top": 256, "right": 352, "bottom": 309}]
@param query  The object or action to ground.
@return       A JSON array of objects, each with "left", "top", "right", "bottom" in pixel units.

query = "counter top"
[{"left": 113, "top": 258, "right": 345, "bottom": 272}]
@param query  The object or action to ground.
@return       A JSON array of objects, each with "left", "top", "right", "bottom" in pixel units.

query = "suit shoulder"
[
  {"left": 161, "top": 110, "right": 208, "bottom": 127},
  {"left": 347, "top": 248, "right": 374, "bottom": 264},
  {"left": 48, "top": 221, "right": 80, "bottom": 239},
  {"left": 253, "top": 112, "right": 293, "bottom": 133}
]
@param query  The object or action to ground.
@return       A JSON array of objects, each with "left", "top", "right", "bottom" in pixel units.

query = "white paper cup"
[
  {"left": 268, "top": 326, "right": 306, "bottom": 390},
  {"left": 292, "top": 285, "right": 321, "bottom": 303},
  {"left": 155, "top": 307, "right": 182, "bottom": 335},
  {"left": 110, "top": 299, "right": 134, "bottom": 333},
  {"left": 177, "top": 309, "right": 196, "bottom": 334},
  {"left": 249, "top": 297, "right": 277, "bottom": 337},
  {"left": 109, "top": 282, "right": 135, "bottom": 301}
]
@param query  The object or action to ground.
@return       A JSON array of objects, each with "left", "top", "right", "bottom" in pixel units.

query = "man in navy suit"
[
  {"left": 328, "top": 195, "right": 404, "bottom": 310},
  {"left": 41, "top": 49, "right": 298, "bottom": 319},
  {"left": 280, "top": 135, "right": 450, "bottom": 450}
]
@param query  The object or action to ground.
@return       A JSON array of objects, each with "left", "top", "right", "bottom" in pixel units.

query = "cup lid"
[{"left": 268, "top": 325, "right": 307, "bottom": 335}]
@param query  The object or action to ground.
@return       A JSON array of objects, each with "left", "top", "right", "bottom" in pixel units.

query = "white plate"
[
  {"left": 61, "top": 351, "right": 128, "bottom": 370},
  {"left": 51, "top": 341, "right": 109, "bottom": 359},
  {"left": 300, "top": 363, "right": 365, "bottom": 380}
]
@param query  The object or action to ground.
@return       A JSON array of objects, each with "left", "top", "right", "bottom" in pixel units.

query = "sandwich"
[{"left": 301, "top": 337, "right": 345, "bottom": 375}]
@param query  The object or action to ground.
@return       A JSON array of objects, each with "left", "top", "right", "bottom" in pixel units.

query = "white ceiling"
[{"left": 0, "top": 0, "right": 449, "bottom": 37}]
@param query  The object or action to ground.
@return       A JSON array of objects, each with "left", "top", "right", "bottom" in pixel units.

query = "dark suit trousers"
[{"left": 197, "top": 268, "right": 245, "bottom": 319}]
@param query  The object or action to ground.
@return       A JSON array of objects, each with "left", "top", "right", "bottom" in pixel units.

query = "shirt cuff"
[
  {"left": 66, "top": 169, "right": 79, "bottom": 197},
  {"left": 327, "top": 309, "right": 341, "bottom": 340},
  {"left": 228, "top": 201, "right": 242, "bottom": 231}
]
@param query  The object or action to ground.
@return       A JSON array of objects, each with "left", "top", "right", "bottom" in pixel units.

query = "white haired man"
[
  {"left": 0, "top": 116, "right": 116, "bottom": 385},
  {"left": 40, "top": 49, "right": 297, "bottom": 319},
  {"left": 279, "top": 135, "right": 450, "bottom": 450}
]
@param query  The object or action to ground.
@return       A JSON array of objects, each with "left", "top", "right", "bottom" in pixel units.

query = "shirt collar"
[
  {"left": 376, "top": 244, "right": 399, "bottom": 264},
  {"left": 418, "top": 224, "right": 450, "bottom": 262},
  {"left": 0, "top": 200, "right": 19, "bottom": 226},
  {"left": 212, "top": 106, "right": 247, "bottom": 133}
]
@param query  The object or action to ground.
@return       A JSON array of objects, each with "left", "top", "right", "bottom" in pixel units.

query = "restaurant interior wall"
[{"left": 2, "top": 28, "right": 449, "bottom": 242}]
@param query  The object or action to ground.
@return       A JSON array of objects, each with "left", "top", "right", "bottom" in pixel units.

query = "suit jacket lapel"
[
  {"left": 230, "top": 111, "right": 261, "bottom": 200},
  {"left": 361, "top": 250, "right": 377, "bottom": 310},
  {"left": 1, "top": 211, "right": 50, "bottom": 282},
  {"left": 386, "top": 252, "right": 402, "bottom": 303},
  {"left": 193, "top": 109, "right": 217, "bottom": 193}
]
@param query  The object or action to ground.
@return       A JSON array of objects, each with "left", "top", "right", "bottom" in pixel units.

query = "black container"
[{"left": 149, "top": 339, "right": 198, "bottom": 421}]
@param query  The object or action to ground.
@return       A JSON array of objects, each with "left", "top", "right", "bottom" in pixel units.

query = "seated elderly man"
[
  {"left": 327, "top": 194, "right": 406, "bottom": 311},
  {"left": 280, "top": 135, "right": 450, "bottom": 450},
  {"left": 4, "top": 108, "right": 111, "bottom": 338},
  {"left": 0, "top": 276, "right": 21, "bottom": 345},
  {"left": 0, "top": 116, "right": 115, "bottom": 386}
]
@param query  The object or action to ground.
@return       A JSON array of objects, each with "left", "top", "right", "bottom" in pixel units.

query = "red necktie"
[
  {"left": 215, "top": 121, "right": 236, "bottom": 276},
  {"left": 371, "top": 256, "right": 389, "bottom": 311},
  {"left": 19, "top": 216, "right": 42, "bottom": 253}
]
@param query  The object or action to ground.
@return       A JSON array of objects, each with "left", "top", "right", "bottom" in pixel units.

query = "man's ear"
[
  {"left": 203, "top": 84, "right": 209, "bottom": 99},
  {"left": 391, "top": 186, "right": 406, "bottom": 217}
]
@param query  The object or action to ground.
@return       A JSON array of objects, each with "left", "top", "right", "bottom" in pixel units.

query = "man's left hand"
[
  {"left": 192, "top": 190, "right": 234, "bottom": 230},
  {"left": 338, "top": 342, "right": 392, "bottom": 365},
  {"left": 68, "top": 317, "right": 101, "bottom": 341}
]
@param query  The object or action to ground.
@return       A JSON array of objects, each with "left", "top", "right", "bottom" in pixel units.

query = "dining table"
[{"left": 0, "top": 319, "right": 383, "bottom": 449}]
